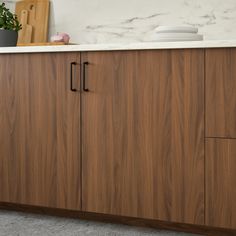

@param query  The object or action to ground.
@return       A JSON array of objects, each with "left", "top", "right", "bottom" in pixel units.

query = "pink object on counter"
[{"left": 51, "top": 33, "right": 70, "bottom": 44}]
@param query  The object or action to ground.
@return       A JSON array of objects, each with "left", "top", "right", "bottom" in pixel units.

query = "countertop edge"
[{"left": 1, "top": 40, "right": 236, "bottom": 53}]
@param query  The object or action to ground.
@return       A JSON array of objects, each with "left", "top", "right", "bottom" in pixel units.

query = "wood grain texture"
[
  {"left": 206, "top": 48, "right": 236, "bottom": 138},
  {"left": 15, "top": 0, "right": 50, "bottom": 43},
  {"left": 81, "top": 50, "right": 205, "bottom": 224},
  {"left": 0, "top": 53, "right": 81, "bottom": 210},
  {"left": 206, "top": 139, "right": 236, "bottom": 229},
  {"left": 18, "top": 10, "right": 33, "bottom": 44}
]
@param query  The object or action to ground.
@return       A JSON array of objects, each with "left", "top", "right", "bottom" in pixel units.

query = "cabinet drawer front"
[
  {"left": 206, "top": 48, "right": 236, "bottom": 138},
  {"left": 206, "top": 139, "right": 236, "bottom": 229}
]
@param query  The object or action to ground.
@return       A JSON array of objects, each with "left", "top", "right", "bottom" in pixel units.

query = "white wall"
[{"left": 3, "top": 0, "right": 236, "bottom": 44}]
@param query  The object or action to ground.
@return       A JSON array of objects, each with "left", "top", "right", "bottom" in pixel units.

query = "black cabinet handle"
[
  {"left": 70, "top": 62, "right": 77, "bottom": 92},
  {"left": 83, "top": 62, "right": 89, "bottom": 92}
]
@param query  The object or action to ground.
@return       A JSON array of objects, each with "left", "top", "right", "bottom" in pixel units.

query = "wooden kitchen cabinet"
[
  {"left": 0, "top": 53, "right": 81, "bottom": 210},
  {"left": 206, "top": 138, "right": 236, "bottom": 229},
  {"left": 2, "top": 48, "right": 235, "bottom": 233},
  {"left": 206, "top": 48, "right": 236, "bottom": 138},
  {"left": 81, "top": 50, "right": 205, "bottom": 224},
  {"left": 205, "top": 48, "right": 236, "bottom": 230}
]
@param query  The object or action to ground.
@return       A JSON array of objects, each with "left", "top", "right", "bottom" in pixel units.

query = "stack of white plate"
[{"left": 154, "top": 26, "right": 203, "bottom": 42}]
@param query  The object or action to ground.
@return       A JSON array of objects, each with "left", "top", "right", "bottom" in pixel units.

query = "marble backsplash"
[{"left": 3, "top": 0, "right": 236, "bottom": 44}]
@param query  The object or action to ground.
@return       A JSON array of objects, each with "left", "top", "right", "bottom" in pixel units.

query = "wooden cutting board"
[
  {"left": 18, "top": 10, "right": 33, "bottom": 44},
  {"left": 15, "top": 0, "right": 50, "bottom": 43},
  {"left": 18, "top": 42, "right": 65, "bottom": 46}
]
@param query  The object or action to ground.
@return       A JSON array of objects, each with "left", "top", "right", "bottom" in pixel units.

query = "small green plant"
[{"left": 0, "top": 2, "right": 22, "bottom": 32}]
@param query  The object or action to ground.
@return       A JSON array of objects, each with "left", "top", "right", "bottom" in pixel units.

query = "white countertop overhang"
[{"left": 1, "top": 40, "right": 236, "bottom": 54}]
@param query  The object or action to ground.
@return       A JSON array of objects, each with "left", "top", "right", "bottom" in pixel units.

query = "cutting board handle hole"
[{"left": 30, "top": 4, "right": 34, "bottom": 10}]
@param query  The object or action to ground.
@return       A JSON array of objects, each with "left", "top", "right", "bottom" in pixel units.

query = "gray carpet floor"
[{"left": 0, "top": 210, "right": 200, "bottom": 236}]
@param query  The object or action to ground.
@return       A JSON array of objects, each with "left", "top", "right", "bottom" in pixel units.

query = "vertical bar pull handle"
[
  {"left": 83, "top": 62, "right": 89, "bottom": 92},
  {"left": 70, "top": 62, "right": 77, "bottom": 92}
]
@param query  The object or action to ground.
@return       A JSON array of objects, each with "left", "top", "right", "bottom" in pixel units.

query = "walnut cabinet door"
[
  {"left": 0, "top": 53, "right": 81, "bottom": 210},
  {"left": 81, "top": 50, "right": 205, "bottom": 225}
]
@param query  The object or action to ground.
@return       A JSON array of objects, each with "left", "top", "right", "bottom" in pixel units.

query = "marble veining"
[{"left": 3, "top": 0, "right": 236, "bottom": 44}]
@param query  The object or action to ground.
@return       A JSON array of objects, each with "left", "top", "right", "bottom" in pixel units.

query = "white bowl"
[
  {"left": 153, "top": 32, "right": 203, "bottom": 42},
  {"left": 155, "top": 26, "right": 198, "bottom": 34}
]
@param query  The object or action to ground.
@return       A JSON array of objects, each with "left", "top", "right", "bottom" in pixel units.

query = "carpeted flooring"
[{"left": 0, "top": 210, "right": 200, "bottom": 236}]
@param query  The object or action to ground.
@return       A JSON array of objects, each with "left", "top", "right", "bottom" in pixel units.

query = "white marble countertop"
[{"left": 1, "top": 40, "right": 236, "bottom": 53}]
